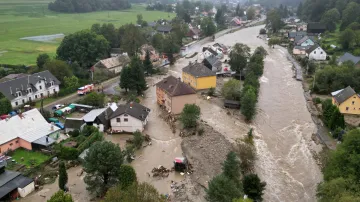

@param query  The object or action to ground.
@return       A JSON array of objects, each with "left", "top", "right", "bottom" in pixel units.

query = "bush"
[
  {"left": 68, "top": 130, "right": 80, "bottom": 137},
  {"left": 180, "top": 104, "right": 201, "bottom": 128},
  {"left": 207, "top": 87, "right": 215, "bottom": 96},
  {"left": 259, "top": 28, "right": 266, "bottom": 34},
  {"left": 198, "top": 128, "right": 204, "bottom": 136},
  {"left": 313, "top": 97, "right": 322, "bottom": 104},
  {"left": 77, "top": 131, "right": 104, "bottom": 153},
  {"left": 132, "top": 131, "right": 144, "bottom": 149},
  {"left": 81, "top": 125, "right": 98, "bottom": 136},
  {"left": 57, "top": 145, "right": 79, "bottom": 160}
]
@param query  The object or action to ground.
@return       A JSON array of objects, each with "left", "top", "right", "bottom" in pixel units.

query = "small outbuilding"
[{"left": 224, "top": 100, "right": 240, "bottom": 109}]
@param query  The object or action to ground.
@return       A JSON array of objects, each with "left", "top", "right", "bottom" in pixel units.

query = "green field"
[{"left": 0, "top": 0, "right": 175, "bottom": 65}]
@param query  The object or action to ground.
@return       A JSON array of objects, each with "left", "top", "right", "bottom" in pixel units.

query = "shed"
[{"left": 224, "top": 100, "right": 240, "bottom": 109}]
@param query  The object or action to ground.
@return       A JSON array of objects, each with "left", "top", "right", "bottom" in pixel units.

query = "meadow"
[{"left": 0, "top": 0, "right": 175, "bottom": 65}]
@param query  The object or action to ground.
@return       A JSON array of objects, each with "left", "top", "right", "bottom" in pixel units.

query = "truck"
[{"left": 77, "top": 84, "right": 94, "bottom": 95}]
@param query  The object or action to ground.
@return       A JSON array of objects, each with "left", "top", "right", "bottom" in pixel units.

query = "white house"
[
  {"left": 0, "top": 71, "right": 60, "bottom": 107},
  {"left": 109, "top": 102, "right": 150, "bottom": 133},
  {"left": 306, "top": 45, "right": 327, "bottom": 61}
]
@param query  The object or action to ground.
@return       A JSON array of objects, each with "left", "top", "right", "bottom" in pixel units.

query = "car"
[{"left": 52, "top": 104, "right": 64, "bottom": 110}]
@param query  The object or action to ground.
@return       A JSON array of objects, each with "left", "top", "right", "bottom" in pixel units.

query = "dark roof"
[
  {"left": 0, "top": 70, "right": 60, "bottom": 100},
  {"left": 294, "top": 46, "right": 311, "bottom": 50},
  {"left": 0, "top": 174, "right": 33, "bottom": 198},
  {"left": 182, "top": 63, "right": 216, "bottom": 77},
  {"left": 307, "top": 22, "right": 326, "bottom": 30},
  {"left": 156, "top": 76, "right": 196, "bottom": 97},
  {"left": 0, "top": 73, "right": 29, "bottom": 83},
  {"left": 109, "top": 102, "right": 150, "bottom": 121},
  {"left": 296, "top": 36, "right": 315, "bottom": 45},
  {"left": 64, "top": 118, "right": 84, "bottom": 129},
  {"left": 97, "top": 107, "right": 114, "bottom": 124},
  {"left": 333, "top": 86, "right": 357, "bottom": 104},
  {"left": 157, "top": 25, "right": 172, "bottom": 32},
  {"left": 224, "top": 100, "right": 240, "bottom": 105},
  {"left": 0, "top": 170, "right": 20, "bottom": 187},
  {"left": 148, "top": 22, "right": 157, "bottom": 27},
  {"left": 288, "top": 32, "right": 296, "bottom": 38},
  {"left": 296, "top": 31, "right": 307, "bottom": 36},
  {"left": 203, "top": 55, "right": 222, "bottom": 71},
  {"left": 189, "top": 27, "right": 201, "bottom": 35},
  {"left": 203, "top": 47, "right": 218, "bottom": 56},
  {"left": 294, "top": 35, "right": 304, "bottom": 43},
  {"left": 305, "top": 45, "right": 320, "bottom": 54},
  {"left": 337, "top": 52, "right": 360, "bottom": 64}
]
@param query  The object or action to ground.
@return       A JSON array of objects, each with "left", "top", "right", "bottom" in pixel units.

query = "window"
[
  {"left": 53, "top": 89, "right": 56, "bottom": 93},
  {"left": 15, "top": 140, "right": 18, "bottom": 143},
  {"left": 27, "top": 88, "right": 32, "bottom": 94},
  {"left": 50, "top": 81, "right": 54, "bottom": 86},
  {"left": 35, "top": 95, "right": 38, "bottom": 99},
  {"left": 346, "top": 107, "right": 349, "bottom": 111},
  {"left": 16, "top": 91, "right": 21, "bottom": 97},
  {"left": 39, "top": 85, "right": 42, "bottom": 90},
  {"left": 124, "top": 118, "right": 128, "bottom": 122},
  {"left": 124, "top": 114, "right": 128, "bottom": 117},
  {"left": 352, "top": 101, "right": 355, "bottom": 105},
  {"left": 29, "top": 97, "right": 32, "bottom": 101},
  {"left": 15, "top": 102, "right": 18, "bottom": 106},
  {"left": 10, "top": 143, "right": 13, "bottom": 146},
  {"left": 116, "top": 118, "right": 121, "bottom": 122},
  {"left": 40, "top": 93, "right": 43, "bottom": 97},
  {"left": 22, "top": 99, "right": 25, "bottom": 104},
  {"left": 320, "top": 52, "right": 323, "bottom": 54}
]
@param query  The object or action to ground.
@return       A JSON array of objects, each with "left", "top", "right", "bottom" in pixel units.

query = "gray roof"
[
  {"left": 0, "top": 172, "right": 33, "bottom": 198},
  {"left": 157, "top": 25, "right": 172, "bottom": 32},
  {"left": 306, "top": 44, "right": 320, "bottom": 54},
  {"left": 288, "top": 32, "right": 296, "bottom": 38},
  {"left": 294, "top": 35, "right": 304, "bottom": 43},
  {"left": 64, "top": 118, "right": 84, "bottom": 130},
  {"left": 0, "top": 70, "right": 60, "bottom": 100},
  {"left": 148, "top": 22, "right": 157, "bottom": 27},
  {"left": 296, "top": 36, "right": 315, "bottom": 45},
  {"left": 0, "top": 170, "right": 20, "bottom": 187},
  {"left": 294, "top": 46, "right": 311, "bottom": 50},
  {"left": 0, "top": 73, "right": 29, "bottom": 83},
  {"left": 333, "top": 86, "right": 357, "bottom": 104},
  {"left": 83, "top": 108, "right": 107, "bottom": 122},
  {"left": 32, "top": 136, "right": 56, "bottom": 146},
  {"left": 109, "top": 102, "right": 150, "bottom": 121},
  {"left": 204, "top": 55, "right": 222, "bottom": 69},
  {"left": 337, "top": 52, "right": 360, "bottom": 64},
  {"left": 296, "top": 31, "right": 307, "bottom": 36},
  {"left": 182, "top": 63, "right": 216, "bottom": 77},
  {"left": 156, "top": 76, "right": 196, "bottom": 97}
]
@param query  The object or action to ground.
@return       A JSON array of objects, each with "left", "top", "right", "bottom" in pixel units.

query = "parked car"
[{"left": 52, "top": 104, "right": 64, "bottom": 110}]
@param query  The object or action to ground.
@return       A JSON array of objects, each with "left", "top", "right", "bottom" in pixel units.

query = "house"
[
  {"left": 213, "top": 43, "right": 228, "bottom": 54},
  {"left": 64, "top": 118, "right": 84, "bottom": 133},
  {"left": 109, "top": 102, "right": 150, "bottom": 133},
  {"left": 187, "top": 27, "right": 201, "bottom": 40},
  {"left": 182, "top": 62, "right": 217, "bottom": 90},
  {"left": 157, "top": 25, "right": 172, "bottom": 34},
  {"left": 139, "top": 44, "right": 159, "bottom": 62},
  {"left": 203, "top": 47, "right": 223, "bottom": 59},
  {"left": 293, "top": 46, "right": 311, "bottom": 56},
  {"left": 203, "top": 55, "right": 222, "bottom": 72},
  {"left": 306, "top": 45, "right": 327, "bottom": 61},
  {"left": 288, "top": 31, "right": 307, "bottom": 42},
  {"left": 0, "top": 166, "right": 35, "bottom": 200},
  {"left": 0, "top": 71, "right": 60, "bottom": 108},
  {"left": 229, "top": 17, "right": 242, "bottom": 26},
  {"left": 295, "top": 36, "right": 316, "bottom": 47},
  {"left": 0, "top": 109, "right": 60, "bottom": 154},
  {"left": 307, "top": 22, "right": 326, "bottom": 34},
  {"left": 147, "top": 21, "right": 157, "bottom": 27},
  {"left": 332, "top": 86, "right": 360, "bottom": 115},
  {"left": 0, "top": 74, "right": 28, "bottom": 83},
  {"left": 297, "top": 23, "right": 307, "bottom": 31},
  {"left": 94, "top": 55, "right": 130, "bottom": 74},
  {"left": 337, "top": 52, "right": 360, "bottom": 67},
  {"left": 156, "top": 76, "right": 196, "bottom": 114},
  {"left": 82, "top": 107, "right": 114, "bottom": 132}
]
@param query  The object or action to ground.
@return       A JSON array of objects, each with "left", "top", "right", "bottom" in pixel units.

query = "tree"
[
  {"left": 120, "top": 66, "right": 132, "bottom": 93},
  {"left": 180, "top": 104, "right": 201, "bottom": 128},
  {"left": 47, "top": 190, "right": 73, "bottom": 202},
  {"left": 321, "top": 8, "right": 340, "bottom": 32},
  {"left": 84, "top": 141, "right": 123, "bottom": 196},
  {"left": 241, "top": 87, "right": 257, "bottom": 121},
  {"left": 201, "top": 17, "right": 216, "bottom": 37},
  {"left": 339, "top": 28, "right": 356, "bottom": 50},
  {"left": 206, "top": 174, "right": 243, "bottom": 202},
  {"left": 259, "top": 29, "right": 266, "bottom": 35},
  {"left": 268, "top": 37, "right": 280, "bottom": 48},
  {"left": 121, "top": 24, "right": 145, "bottom": 57},
  {"left": 118, "top": 165, "right": 137, "bottom": 189},
  {"left": 48, "top": 0, "right": 130, "bottom": 13},
  {"left": 151, "top": 33, "right": 164, "bottom": 51},
  {"left": 136, "top": 14, "right": 143, "bottom": 25},
  {"left": 233, "top": 198, "right": 253, "bottom": 202},
  {"left": 91, "top": 23, "right": 119, "bottom": 48},
  {"left": 246, "top": 7, "right": 256, "bottom": 20},
  {"left": 229, "top": 43, "right": 250, "bottom": 74},
  {"left": 143, "top": 50, "right": 153, "bottom": 74},
  {"left": 183, "top": 12, "right": 191, "bottom": 23},
  {"left": 296, "top": 2, "right": 303, "bottom": 17},
  {"left": 58, "top": 161, "right": 68, "bottom": 191},
  {"left": 81, "top": 92, "right": 105, "bottom": 107},
  {"left": 317, "top": 178, "right": 360, "bottom": 202},
  {"left": 57, "top": 30, "right": 109, "bottom": 67},
  {"left": 44, "top": 59, "right": 73, "bottom": 84},
  {"left": 266, "top": 9, "right": 282, "bottom": 33},
  {"left": 236, "top": 4, "right": 244, "bottom": 17},
  {"left": 63, "top": 75, "right": 79, "bottom": 89},
  {"left": 37, "top": 53, "right": 50, "bottom": 69},
  {"left": 132, "top": 131, "right": 144, "bottom": 149},
  {"left": 0, "top": 96, "right": 12, "bottom": 115},
  {"left": 340, "top": 2, "right": 360, "bottom": 31},
  {"left": 243, "top": 174, "right": 266, "bottom": 201},
  {"left": 221, "top": 79, "right": 241, "bottom": 101},
  {"left": 129, "top": 57, "right": 147, "bottom": 94},
  {"left": 222, "top": 152, "right": 241, "bottom": 181},
  {"left": 215, "top": 6, "right": 226, "bottom": 28},
  {"left": 162, "top": 34, "right": 180, "bottom": 65},
  {"left": 103, "top": 182, "right": 166, "bottom": 202}
]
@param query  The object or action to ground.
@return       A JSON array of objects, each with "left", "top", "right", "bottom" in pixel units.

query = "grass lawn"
[
  {"left": 11, "top": 149, "right": 50, "bottom": 168},
  {"left": 35, "top": 96, "right": 60, "bottom": 108},
  {"left": 0, "top": 1, "right": 175, "bottom": 65}
]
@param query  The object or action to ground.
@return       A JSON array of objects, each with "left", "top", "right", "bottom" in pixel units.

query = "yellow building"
[
  {"left": 182, "top": 63, "right": 217, "bottom": 90},
  {"left": 332, "top": 86, "right": 360, "bottom": 115}
]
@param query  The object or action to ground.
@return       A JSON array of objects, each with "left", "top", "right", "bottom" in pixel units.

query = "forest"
[{"left": 48, "top": 0, "right": 131, "bottom": 13}]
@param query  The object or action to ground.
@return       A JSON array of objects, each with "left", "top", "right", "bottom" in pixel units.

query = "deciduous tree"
[
  {"left": 47, "top": 190, "right": 73, "bottom": 202},
  {"left": 246, "top": 7, "right": 256, "bottom": 20},
  {"left": 118, "top": 165, "right": 137, "bottom": 189},
  {"left": 229, "top": 43, "right": 250, "bottom": 74},
  {"left": 81, "top": 92, "right": 105, "bottom": 108},
  {"left": 201, "top": 17, "right": 216, "bottom": 37},
  {"left": 339, "top": 28, "right": 356, "bottom": 50},
  {"left": 240, "top": 86, "right": 257, "bottom": 121},
  {"left": 221, "top": 79, "right": 241, "bottom": 101},
  {"left": 321, "top": 8, "right": 340, "bottom": 32},
  {"left": 84, "top": 141, "right": 123, "bottom": 196},
  {"left": 180, "top": 104, "right": 201, "bottom": 128},
  {"left": 37, "top": 53, "right": 50, "bottom": 69},
  {"left": 44, "top": 59, "right": 73, "bottom": 84}
]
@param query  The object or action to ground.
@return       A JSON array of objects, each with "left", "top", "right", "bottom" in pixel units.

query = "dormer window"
[
  {"left": 50, "top": 81, "right": 54, "bottom": 86},
  {"left": 27, "top": 88, "right": 32, "bottom": 94},
  {"left": 16, "top": 91, "right": 21, "bottom": 97}
]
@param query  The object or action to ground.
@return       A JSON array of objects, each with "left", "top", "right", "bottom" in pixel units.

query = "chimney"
[
  {"left": 21, "top": 84, "right": 24, "bottom": 91},
  {"left": 9, "top": 87, "right": 12, "bottom": 95}
]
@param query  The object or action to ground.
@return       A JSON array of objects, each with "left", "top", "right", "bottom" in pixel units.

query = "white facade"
[
  {"left": 110, "top": 114, "right": 148, "bottom": 133},
  {"left": 17, "top": 181, "right": 35, "bottom": 197},
  {"left": 307, "top": 47, "right": 327, "bottom": 61},
  {"left": 11, "top": 80, "right": 59, "bottom": 107}
]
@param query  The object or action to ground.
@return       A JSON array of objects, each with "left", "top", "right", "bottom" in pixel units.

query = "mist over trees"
[{"left": 48, "top": 0, "right": 131, "bottom": 13}]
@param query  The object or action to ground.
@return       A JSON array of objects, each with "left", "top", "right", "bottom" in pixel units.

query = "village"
[{"left": 1, "top": 0, "right": 360, "bottom": 202}]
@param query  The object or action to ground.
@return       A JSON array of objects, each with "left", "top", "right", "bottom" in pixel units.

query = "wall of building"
[
  {"left": 334, "top": 96, "right": 360, "bottom": 115},
  {"left": 11, "top": 84, "right": 59, "bottom": 107},
  {"left": 171, "top": 94, "right": 197, "bottom": 114},
  {"left": 308, "top": 47, "right": 327, "bottom": 61},
  {"left": 196, "top": 76, "right": 216, "bottom": 90},
  {"left": 18, "top": 181, "right": 35, "bottom": 197},
  {"left": 156, "top": 87, "right": 165, "bottom": 105},
  {"left": 18, "top": 138, "right": 32, "bottom": 151},
  {"left": 0, "top": 138, "right": 21, "bottom": 154},
  {"left": 182, "top": 72, "right": 197, "bottom": 89},
  {"left": 110, "top": 114, "right": 145, "bottom": 132},
  {"left": 293, "top": 49, "right": 306, "bottom": 55}
]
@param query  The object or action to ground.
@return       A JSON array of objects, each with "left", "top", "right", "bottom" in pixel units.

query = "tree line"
[{"left": 48, "top": 0, "right": 130, "bottom": 13}]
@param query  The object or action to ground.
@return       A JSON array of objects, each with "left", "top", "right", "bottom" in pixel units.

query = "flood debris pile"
[
  {"left": 151, "top": 165, "right": 172, "bottom": 178},
  {"left": 160, "top": 112, "right": 178, "bottom": 133}
]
